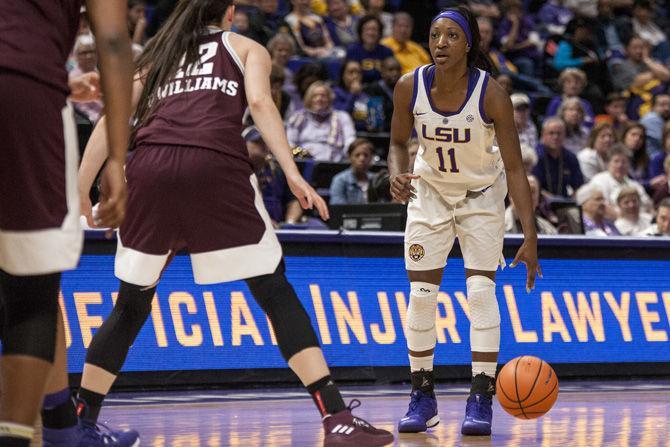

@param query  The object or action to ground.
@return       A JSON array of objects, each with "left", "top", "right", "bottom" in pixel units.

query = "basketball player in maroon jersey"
[
  {"left": 75, "top": 1, "right": 394, "bottom": 445},
  {"left": 0, "top": 1, "right": 134, "bottom": 446}
]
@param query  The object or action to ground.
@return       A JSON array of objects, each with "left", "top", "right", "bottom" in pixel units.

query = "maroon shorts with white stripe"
[
  {"left": 116, "top": 144, "right": 282, "bottom": 286},
  {"left": 0, "top": 69, "right": 81, "bottom": 275}
]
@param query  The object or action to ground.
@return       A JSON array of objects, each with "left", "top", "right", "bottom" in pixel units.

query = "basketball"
[{"left": 496, "top": 356, "right": 559, "bottom": 419}]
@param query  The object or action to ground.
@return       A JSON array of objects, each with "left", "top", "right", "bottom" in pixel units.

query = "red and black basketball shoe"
[{"left": 323, "top": 400, "right": 394, "bottom": 446}]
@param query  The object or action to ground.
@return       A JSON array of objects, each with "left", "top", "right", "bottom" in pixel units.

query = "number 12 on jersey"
[{"left": 436, "top": 147, "right": 459, "bottom": 173}]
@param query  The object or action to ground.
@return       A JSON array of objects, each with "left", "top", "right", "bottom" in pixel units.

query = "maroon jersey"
[
  {"left": 0, "top": 0, "right": 82, "bottom": 96},
  {"left": 135, "top": 31, "right": 249, "bottom": 162}
]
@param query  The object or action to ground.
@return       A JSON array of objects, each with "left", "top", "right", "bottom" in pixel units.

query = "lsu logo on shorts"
[{"left": 408, "top": 244, "right": 425, "bottom": 261}]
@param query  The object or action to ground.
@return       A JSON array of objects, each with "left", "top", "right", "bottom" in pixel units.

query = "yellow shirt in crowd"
[
  {"left": 380, "top": 36, "right": 431, "bottom": 74},
  {"left": 311, "top": 0, "right": 364, "bottom": 16}
]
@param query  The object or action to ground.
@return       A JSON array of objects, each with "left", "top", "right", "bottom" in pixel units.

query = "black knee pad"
[
  {"left": 85, "top": 281, "right": 155, "bottom": 375},
  {"left": 246, "top": 261, "right": 320, "bottom": 361},
  {"left": 0, "top": 270, "right": 60, "bottom": 362}
]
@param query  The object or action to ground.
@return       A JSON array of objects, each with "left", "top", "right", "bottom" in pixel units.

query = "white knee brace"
[
  {"left": 405, "top": 282, "right": 438, "bottom": 352},
  {"left": 467, "top": 275, "right": 500, "bottom": 352}
]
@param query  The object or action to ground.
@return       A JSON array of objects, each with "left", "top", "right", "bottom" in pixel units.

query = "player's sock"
[
  {"left": 409, "top": 353, "right": 434, "bottom": 373},
  {"left": 306, "top": 375, "right": 346, "bottom": 417},
  {"left": 0, "top": 422, "right": 34, "bottom": 446},
  {"left": 472, "top": 361, "right": 497, "bottom": 380},
  {"left": 410, "top": 368, "right": 435, "bottom": 395},
  {"left": 42, "top": 388, "right": 78, "bottom": 429},
  {"left": 76, "top": 388, "right": 106, "bottom": 423}
]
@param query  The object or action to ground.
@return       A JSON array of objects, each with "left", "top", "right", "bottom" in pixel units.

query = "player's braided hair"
[{"left": 132, "top": 0, "right": 234, "bottom": 142}]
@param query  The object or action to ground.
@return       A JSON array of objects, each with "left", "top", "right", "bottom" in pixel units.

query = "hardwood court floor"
[{"left": 34, "top": 381, "right": 670, "bottom": 446}]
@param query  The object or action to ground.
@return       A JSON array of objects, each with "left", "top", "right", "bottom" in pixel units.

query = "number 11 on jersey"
[{"left": 436, "top": 147, "right": 459, "bottom": 173}]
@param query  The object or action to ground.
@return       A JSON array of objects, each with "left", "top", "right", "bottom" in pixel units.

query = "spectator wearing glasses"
[
  {"left": 286, "top": 81, "right": 356, "bottom": 162},
  {"left": 576, "top": 184, "right": 621, "bottom": 236},
  {"left": 532, "top": 117, "right": 584, "bottom": 198}
]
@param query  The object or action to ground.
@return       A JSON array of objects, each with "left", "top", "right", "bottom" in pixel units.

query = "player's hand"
[
  {"left": 287, "top": 173, "right": 330, "bottom": 221},
  {"left": 390, "top": 173, "right": 420, "bottom": 204},
  {"left": 94, "top": 159, "right": 127, "bottom": 234},
  {"left": 79, "top": 190, "right": 96, "bottom": 228},
  {"left": 68, "top": 72, "right": 101, "bottom": 103},
  {"left": 510, "top": 238, "right": 542, "bottom": 293}
]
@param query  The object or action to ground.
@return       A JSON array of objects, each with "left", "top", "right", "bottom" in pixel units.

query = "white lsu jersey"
[{"left": 410, "top": 65, "right": 503, "bottom": 204}]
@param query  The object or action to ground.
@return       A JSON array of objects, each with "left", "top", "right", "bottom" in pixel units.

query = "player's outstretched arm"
[
  {"left": 388, "top": 73, "right": 419, "bottom": 204},
  {"left": 77, "top": 76, "right": 145, "bottom": 227},
  {"left": 484, "top": 77, "right": 541, "bottom": 292},
  {"left": 86, "top": 0, "right": 134, "bottom": 229},
  {"left": 240, "top": 37, "right": 329, "bottom": 220}
]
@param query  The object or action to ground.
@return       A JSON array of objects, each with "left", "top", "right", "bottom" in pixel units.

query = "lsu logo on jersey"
[
  {"left": 408, "top": 244, "right": 425, "bottom": 261},
  {"left": 421, "top": 124, "right": 471, "bottom": 143}
]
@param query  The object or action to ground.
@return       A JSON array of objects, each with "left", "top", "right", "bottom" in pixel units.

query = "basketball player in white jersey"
[
  {"left": 74, "top": 1, "right": 393, "bottom": 446},
  {"left": 388, "top": 6, "right": 541, "bottom": 436}
]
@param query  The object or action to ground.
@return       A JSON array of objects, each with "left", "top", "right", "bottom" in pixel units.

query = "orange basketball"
[{"left": 496, "top": 355, "right": 559, "bottom": 419}]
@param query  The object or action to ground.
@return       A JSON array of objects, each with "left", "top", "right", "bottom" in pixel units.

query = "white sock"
[
  {"left": 0, "top": 421, "right": 35, "bottom": 440},
  {"left": 409, "top": 354, "right": 434, "bottom": 372},
  {"left": 472, "top": 361, "right": 497, "bottom": 378}
]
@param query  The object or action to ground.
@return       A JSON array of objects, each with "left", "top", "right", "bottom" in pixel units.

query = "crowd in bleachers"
[{"left": 69, "top": 0, "right": 670, "bottom": 237}]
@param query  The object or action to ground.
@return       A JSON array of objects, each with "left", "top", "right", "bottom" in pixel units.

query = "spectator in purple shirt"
[
  {"left": 576, "top": 183, "right": 621, "bottom": 236},
  {"left": 325, "top": 0, "right": 359, "bottom": 49},
  {"left": 532, "top": 117, "right": 585, "bottom": 197},
  {"left": 536, "top": 0, "right": 574, "bottom": 38},
  {"left": 640, "top": 92, "right": 670, "bottom": 154},
  {"left": 268, "top": 33, "right": 298, "bottom": 103},
  {"left": 558, "top": 97, "right": 590, "bottom": 155},
  {"left": 477, "top": 16, "right": 551, "bottom": 94},
  {"left": 345, "top": 15, "right": 394, "bottom": 83},
  {"left": 285, "top": 0, "right": 336, "bottom": 58},
  {"left": 649, "top": 121, "right": 670, "bottom": 178},
  {"left": 333, "top": 59, "right": 370, "bottom": 131},
  {"left": 497, "top": 0, "right": 542, "bottom": 76},
  {"left": 545, "top": 68, "right": 595, "bottom": 128},
  {"left": 620, "top": 121, "right": 652, "bottom": 189}
]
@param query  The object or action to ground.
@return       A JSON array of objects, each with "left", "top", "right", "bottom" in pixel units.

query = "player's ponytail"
[
  {"left": 133, "top": 0, "right": 234, "bottom": 139},
  {"left": 436, "top": 5, "right": 493, "bottom": 73}
]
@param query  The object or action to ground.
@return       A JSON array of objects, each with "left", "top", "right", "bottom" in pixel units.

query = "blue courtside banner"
[{"left": 60, "top": 255, "right": 670, "bottom": 373}]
